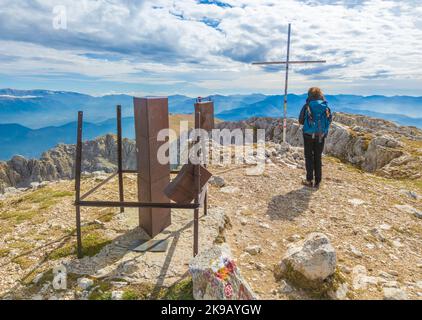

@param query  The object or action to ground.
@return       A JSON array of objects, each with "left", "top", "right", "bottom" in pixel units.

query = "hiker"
[{"left": 298, "top": 87, "right": 332, "bottom": 189}]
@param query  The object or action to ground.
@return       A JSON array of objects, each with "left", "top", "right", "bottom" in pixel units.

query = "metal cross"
[{"left": 252, "top": 23, "right": 326, "bottom": 142}]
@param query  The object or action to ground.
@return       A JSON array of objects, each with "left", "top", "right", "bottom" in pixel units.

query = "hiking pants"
[{"left": 303, "top": 134, "right": 325, "bottom": 184}]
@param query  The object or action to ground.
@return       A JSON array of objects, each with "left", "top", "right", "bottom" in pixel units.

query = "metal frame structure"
[
  {"left": 252, "top": 23, "right": 327, "bottom": 142},
  {"left": 74, "top": 105, "right": 208, "bottom": 259}
]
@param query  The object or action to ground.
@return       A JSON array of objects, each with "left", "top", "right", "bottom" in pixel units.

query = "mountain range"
[{"left": 0, "top": 89, "right": 421, "bottom": 160}]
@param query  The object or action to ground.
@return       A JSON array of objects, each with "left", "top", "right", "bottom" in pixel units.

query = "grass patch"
[
  {"left": 274, "top": 263, "right": 347, "bottom": 300},
  {"left": 0, "top": 210, "right": 39, "bottom": 224},
  {"left": 0, "top": 248, "right": 10, "bottom": 258},
  {"left": 8, "top": 241, "right": 33, "bottom": 251},
  {"left": 13, "top": 256, "right": 33, "bottom": 269},
  {"left": 97, "top": 210, "right": 115, "bottom": 223},
  {"left": 160, "top": 278, "right": 194, "bottom": 300},
  {"left": 49, "top": 226, "right": 111, "bottom": 260},
  {"left": 122, "top": 289, "right": 141, "bottom": 300},
  {"left": 88, "top": 280, "right": 113, "bottom": 300},
  {"left": 87, "top": 277, "right": 194, "bottom": 301},
  {"left": 19, "top": 188, "right": 73, "bottom": 209}
]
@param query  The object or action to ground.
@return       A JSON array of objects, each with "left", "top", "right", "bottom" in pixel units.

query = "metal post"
[
  {"left": 193, "top": 110, "right": 201, "bottom": 257},
  {"left": 204, "top": 185, "right": 208, "bottom": 216},
  {"left": 283, "top": 23, "right": 291, "bottom": 143},
  {"left": 117, "top": 105, "right": 124, "bottom": 213},
  {"left": 75, "top": 111, "right": 83, "bottom": 259}
]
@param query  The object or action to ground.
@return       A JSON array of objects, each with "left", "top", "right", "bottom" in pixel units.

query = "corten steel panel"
[
  {"left": 134, "top": 97, "right": 169, "bottom": 139},
  {"left": 139, "top": 207, "right": 171, "bottom": 237},
  {"left": 134, "top": 97, "right": 171, "bottom": 238},
  {"left": 164, "top": 164, "right": 212, "bottom": 203},
  {"left": 138, "top": 175, "right": 171, "bottom": 203},
  {"left": 194, "top": 101, "right": 214, "bottom": 131},
  {"left": 137, "top": 135, "right": 170, "bottom": 182}
]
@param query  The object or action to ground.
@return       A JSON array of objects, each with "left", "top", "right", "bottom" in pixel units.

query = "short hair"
[{"left": 308, "top": 87, "right": 324, "bottom": 101}]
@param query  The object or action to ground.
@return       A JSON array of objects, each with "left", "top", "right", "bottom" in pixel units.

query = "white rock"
[
  {"left": 244, "top": 245, "right": 262, "bottom": 255},
  {"left": 30, "top": 182, "right": 41, "bottom": 189},
  {"left": 31, "top": 294, "right": 44, "bottom": 300},
  {"left": 349, "top": 245, "right": 363, "bottom": 258},
  {"left": 383, "top": 288, "right": 408, "bottom": 300},
  {"left": 77, "top": 278, "right": 94, "bottom": 290},
  {"left": 280, "top": 233, "right": 336, "bottom": 281},
  {"left": 366, "top": 243, "right": 375, "bottom": 250},
  {"left": 111, "top": 291, "right": 124, "bottom": 300},
  {"left": 352, "top": 265, "right": 379, "bottom": 290},
  {"left": 220, "top": 186, "right": 240, "bottom": 194},
  {"left": 32, "top": 273, "right": 44, "bottom": 285},
  {"left": 379, "top": 224, "right": 391, "bottom": 231},
  {"left": 395, "top": 204, "right": 422, "bottom": 219},
  {"left": 209, "top": 176, "right": 226, "bottom": 188},
  {"left": 416, "top": 281, "right": 422, "bottom": 290},
  {"left": 258, "top": 222, "right": 271, "bottom": 229},
  {"left": 278, "top": 280, "right": 294, "bottom": 294},
  {"left": 328, "top": 283, "right": 349, "bottom": 300},
  {"left": 348, "top": 198, "right": 365, "bottom": 206}
]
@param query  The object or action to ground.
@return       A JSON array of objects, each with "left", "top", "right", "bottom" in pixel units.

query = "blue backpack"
[{"left": 303, "top": 100, "right": 331, "bottom": 139}]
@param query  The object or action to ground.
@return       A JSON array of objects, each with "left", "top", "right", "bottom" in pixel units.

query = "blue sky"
[{"left": 0, "top": 0, "right": 421, "bottom": 97}]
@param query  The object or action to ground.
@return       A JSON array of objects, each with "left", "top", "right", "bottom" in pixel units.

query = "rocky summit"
[{"left": 0, "top": 112, "right": 421, "bottom": 300}]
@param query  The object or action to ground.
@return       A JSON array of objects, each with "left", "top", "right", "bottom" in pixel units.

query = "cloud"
[{"left": 0, "top": 0, "right": 421, "bottom": 96}]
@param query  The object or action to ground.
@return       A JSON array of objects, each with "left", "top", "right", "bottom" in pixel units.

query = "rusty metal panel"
[
  {"left": 138, "top": 175, "right": 171, "bottom": 203},
  {"left": 137, "top": 136, "right": 170, "bottom": 182},
  {"left": 134, "top": 97, "right": 171, "bottom": 238},
  {"left": 164, "top": 164, "right": 212, "bottom": 203},
  {"left": 134, "top": 97, "right": 169, "bottom": 138},
  {"left": 194, "top": 101, "right": 214, "bottom": 131}
]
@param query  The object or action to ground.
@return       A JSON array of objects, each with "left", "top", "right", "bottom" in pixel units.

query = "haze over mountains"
[{"left": 0, "top": 89, "right": 421, "bottom": 160}]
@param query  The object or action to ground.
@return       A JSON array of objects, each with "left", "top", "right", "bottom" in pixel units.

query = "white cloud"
[{"left": 0, "top": 0, "right": 421, "bottom": 95}]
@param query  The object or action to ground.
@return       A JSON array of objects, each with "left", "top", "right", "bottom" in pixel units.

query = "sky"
[{"left": 0, "top": 0, "right": 421, "bottom": 97}]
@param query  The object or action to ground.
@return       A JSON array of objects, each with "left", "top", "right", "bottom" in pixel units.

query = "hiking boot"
[
  {"left": 314, "top": 181, "right": 321, "bottom": 189},
  {"left": 302, "top": 179, "right": 313, "bottom": 187}
]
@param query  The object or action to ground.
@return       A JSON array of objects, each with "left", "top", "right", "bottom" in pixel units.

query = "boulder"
[
  {"left": 209, "top": 176, "right": 226, "bottom": 188},
  {"left": 189, "top": 244, "right": 257, "bottom": 300},
  {"left": 244, "top": 245, "right": 262, "bottom": 255},
  {"left": 279, "top": 233, "right": 336, "bottom": 281}
]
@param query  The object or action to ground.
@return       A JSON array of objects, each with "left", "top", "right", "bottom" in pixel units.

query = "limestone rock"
[
  {"left": 77, "top": 278, "right": 94, "bottom": 291},
  {"left": 244, "top": 245, "right": 262, "bottom": 255},
  {"left": 220, "top": 186, "right": 240, "bottom": 194},
  {"left": 209, "top": 176, "right": 226, "bottom": 188},
  {"left": 111, "top": 290, "right": 124, "bottom": 300},
  {"left": 279, "top": 233, "right": 336, "bottom": 281},
  {"left": 395, "top": 204, "right": 422, "bottom": 219},
  {"left": 328, "top": 283, "right": 349, "bottom": 300},
  {"left": 383, "top": 287, "right": 408, "bottom": 300},
  {"left": 352, "top": 265, "right": 379, "bottom": 290},
  {"left": 189, "top": 244, "right": 257, "bottom": 300},
  {"left": 0, "top": 134, "right": 137, "bottom": 191}
]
